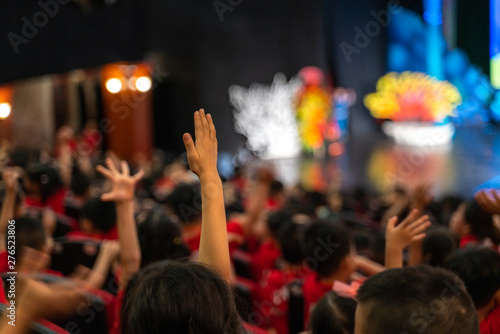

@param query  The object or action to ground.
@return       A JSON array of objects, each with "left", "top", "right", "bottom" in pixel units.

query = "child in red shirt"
[{"left": 67, "top": 197, "right": 118, "bottom": 240}]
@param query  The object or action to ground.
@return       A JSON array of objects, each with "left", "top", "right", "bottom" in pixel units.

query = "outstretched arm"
[
  {"left": 0, "top": 168, "right": 19, "bottom": 253},
  {"left": 385, "top": 209, "right": 430, "bottom": 269},
  {"left": 183, "top": 109, "right": 231, "bottom": 283},
  {"left": 97, "top": 159, "right": 143, "bottom": 290}
]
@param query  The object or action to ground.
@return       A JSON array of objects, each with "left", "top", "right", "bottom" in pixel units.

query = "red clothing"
[
  {"left": 302, "top": 272, "right": 334, "bottom": 326},
  {"left": 227, "top": 220, "right": 246, "bottom": 253},
  {"left": 0, "top": 280, "right": 6, "bottom": 304},
  {"left": 66, "top": 225, "right": 119, "bottom": 241},
  {"left": 460, "top": 234, "right": 478, "bottom": 248},
  {"left": 25, "top": 188, "right": 67, "bottom": 215},
  {"left": 256, "top": 266, "right": 310, "bottom": 334},
  {"left": 481, "top": 303, "right": 500, "bottom": 334},
  {"left": 251, "top": 241, "right": 282, "bottom": 281},
  {"left": 243, "top": 321, "right": 269, "bottom": 334}
]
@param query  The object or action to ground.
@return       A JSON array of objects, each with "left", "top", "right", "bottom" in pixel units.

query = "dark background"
[{"left": 0, "top": 0, "right": 490, "bottom": 154}]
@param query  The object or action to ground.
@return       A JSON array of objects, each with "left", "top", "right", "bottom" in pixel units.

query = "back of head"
[
  {"left": 81, "top": 197, "right": 116, "bottom": 233},
  {"left": 277, "top": 221, "right": 305, "bottom": 266},
  {"left": 309, "top": 291, "right": 356, "bottom": 334},
  {"left": 26, "top": 163, "right": 63, "bottom": 204},
  {"left": 121, "top": 261, "right": 243, "bottom": 334},
  {"left": 445, "top": 247, "right": 500, "bottom": 308},
  {"left": 70, "top": 169, "right": 90, "bottom": 197},
  {"left": 356, "top": 265, "right": 478, "bottom": 334},
  {"left": 137, "top": 212, "right": 191, "bottom": 267},
  {"left": 165, "top": 183, "right": 202, "bottom": 225},
  {"left": 303, "top": 220, "right": 351, "bottom": 278},
  {"left": 267, "top": 209, "right": 294, "bottom": 239},
  {"left": 465, "top": 200, "right": 500, "bottom": 245},
  {"left": 422, "top": 226, "right": 458, "bottom": 267},
  {"left": 12, "top": 216, "right": 46, "bottom": 257}
]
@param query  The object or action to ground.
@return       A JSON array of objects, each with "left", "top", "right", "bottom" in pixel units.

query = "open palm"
[{"left": 97, "top": 158, "right": 144, "bottom": 202}]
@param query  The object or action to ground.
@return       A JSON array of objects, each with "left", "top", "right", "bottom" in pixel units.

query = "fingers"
[
  {"left": 194, "top": 110, "right": 204, "bottom": 140},
  {"left": 100, "top": 192, "right": 113, "bottom": 202},
  {"left": 121, "top": 160, "right": 130, "bottom": 176},
  {"left": 132, "top": 169, "right": 144, "bottom": 181},
  {"left": 408, "top": 215, "right": 430, "bottom": 234},
  {"left": 387, "top": 216, "right": 398, "bottom": 230},
  {"left": 207, "top": 113, "right": 216, "bottom": 140},
  {"left": 96, "top": 165, "right": 113, "bottom": 179},
  {"left": 199, "top": 109, "right": 210, "bottom": 136},
  {"left": 400, "top": 209, "right": 420, "bottom": 226},
  {"left": 411, "top": 233, "right": 426, "bottom": 242},
  {"left": 105, "top": 157, "right": 119, "bottom": 175}
]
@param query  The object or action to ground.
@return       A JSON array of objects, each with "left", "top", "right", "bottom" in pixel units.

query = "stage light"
[
  {"left": 135, "top": 76, "right": 152, "bottom": 92},
  {"left": 105, "top": 78, "right": 122, "bottom": 94},
  {"left": 491, "top": 0, "right": 500, "bottom": 88},
  {"left": 0, "top": 103, "right": 11, "bottom": 119}
]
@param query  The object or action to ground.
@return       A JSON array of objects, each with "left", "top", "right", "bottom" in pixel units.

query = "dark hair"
[
  {"left": 422, "top": 226, "right": 458, "bottom": 267},
  {"left": 70, "top": 168, "right": 90, "bottom": 197},
  {"left": 137, "top": 211, "right": 191, "bottom": 267},
  {"left": 165, "top": 183, "right": 201, "bottom": 225},
  {"left": 26, "top": 163, "right": 63, "bottom": 205},
  {"left": 121, "top": 261, "right": 244, "bottom": 334},
  {"left": 277, "top": 222, "right": 304, "bottom": 265},
  {"left": 303, "top": 221, "right": 351, "bottom": 277},
  {"left": 445, "top": 247, "right": 500, "bottom": 308},
  {"left": 356, "top": 266, "right": 478, "bottom": 334},
  {"left": 464, "top": 200, "right": 500, "bottom": 245},
  {"left": 309, "top": 291, "right": 356, "bottom": 334},
  {"left": 9, "top": 216, "right": 46, "bottom": 259},
  {"left": 267, "top": 210, "right": 294, "bottom": 239},
  {"left": 269, "top": 180, "right": 284, "bottom": 197},
  {"left": 80, "top": 197, "right": 116, "bottom": 233}
]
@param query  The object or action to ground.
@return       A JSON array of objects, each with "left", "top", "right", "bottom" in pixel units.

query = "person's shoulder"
[{"left": 480, "top": 303, "right": 500, "bottom": 334}]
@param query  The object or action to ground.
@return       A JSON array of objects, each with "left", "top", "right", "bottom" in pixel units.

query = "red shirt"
[
  {"left": 257, "top": 266, "right": 311, "bottom": 334},
  {"left": 227, "top": 221, "right": 245, "bottom": 253},
  {"left": 302, "top": 272, "right": 334, "bottom": 326},
  {"left": 66, "top": 225, "right": 119, "bottom": 241},
  {"left": 251, "top": 241, "right": 282, "bottom": 281},
  {"left": 0, "top": 280, "right": 6, "bottom": 304},
  {"left": 481, "top": 303, "right": 500, "bottom": 334},
  {"left": 25, "top": 188, "right": 67, "bottom": 215}
]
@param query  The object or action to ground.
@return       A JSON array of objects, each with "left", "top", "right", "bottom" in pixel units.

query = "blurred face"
[{"left": 449, "top": 203, "right": 469, "bottom": 237}]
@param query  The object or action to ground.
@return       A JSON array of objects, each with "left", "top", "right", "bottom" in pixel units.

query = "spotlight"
[
  {"left": 105, "top": 78, "right": 122, "bottom": 94},
  {"left": 0, "top": 103, "right": 11, "bottom": 119},
  {"left": 135, "top": 76, "right": 152, "bottom": 92}
]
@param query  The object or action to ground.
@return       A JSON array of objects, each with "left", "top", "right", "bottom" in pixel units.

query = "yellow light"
[
  {"left": 105, "top": 78, "right": 122, "bottom": 94},
  {"left": 0, "top": 103, "right": 11, "bottom": 119},
  {"left": 135, "top": 76, "right": 152, "bottom": 92}
]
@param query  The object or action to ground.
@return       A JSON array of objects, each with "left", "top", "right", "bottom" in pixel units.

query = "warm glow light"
[
  {"left": 0, "top": 103, "right": 11, "bottom": 119},
  {"left": 135, "top": 76, "right": 152, "bottom": 92},
  {"left": 105, "top": 78, "right": 122, "bottom": 94}
]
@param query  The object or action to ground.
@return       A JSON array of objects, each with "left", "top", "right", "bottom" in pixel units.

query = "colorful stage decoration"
[
  {"left": 364, "top": 71, "right": 461, "bottom": 146},
  {"left": 492, "top": 0, "right": 500, "bottom": 89},
  {"left": 229, "top": 73, "right": 302, "bottom": 160},
  {"left": 387, "top": 6, "right": 495, "bottom": 125},
  {"left": 295, "top": 66, "right": 332, "bottom": 156}
]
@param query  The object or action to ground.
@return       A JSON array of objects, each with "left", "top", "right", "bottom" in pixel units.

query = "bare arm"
[
  {"left": 97, "top": 159, "right": 143, "bottom": 290},
  {"left": 0, "top": 168, "right": 19, "bottom": 252},
  {"left": 183, "top": 109, "right": 231, "bottom": 283}
]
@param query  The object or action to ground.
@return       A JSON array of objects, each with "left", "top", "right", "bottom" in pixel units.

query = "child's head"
[
  {"left": 165, "top": 183, "right": 202, "bottom": 225},
  {"left": 356, "top": 266, "right": 477, "bottom": 334},
  {"left": 309, "top": 291, "right": 356, "bottom": 334},
  {"left": 445, "top": 247, "right": 500, "bottom": 309},
  {"left": 422, "top": 226, "right": 458, "bottom": 267},
  {"left": 80, "top": 197, "right": 116, "bottom": 234},
  {"left": 303, "top": 221, "right": 353, "bottom": 281},
  {"left": 137, "top": 212, "right": 191, "bottom": 267},
  {"left": 121, "top": 261, "right": 243, "bottom": 334},
  {"left": 277, "top": 221, "right": 305, "bottom": 266},
  {"left": 12, "top": 216, "right": 48, "bottom": 262},
  {"left": 266, "top": 209, "right": 294, "bottom": 240},
  {"left": 25, "top": 163, "right": 63, "bottom": 204},
  {"left": 450, "top": 200, "right": 500, "bottom": 245}
]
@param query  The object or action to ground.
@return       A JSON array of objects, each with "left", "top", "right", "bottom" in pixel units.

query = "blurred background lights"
[
  {"left": 0, "top": 103, "right": 11, "bottom": 119},
  {"left": 135, "top": 76, "right": 152, "bottom": 92},
  {"left": 105, "top": 78, "right": 122, "bottom": 93}
]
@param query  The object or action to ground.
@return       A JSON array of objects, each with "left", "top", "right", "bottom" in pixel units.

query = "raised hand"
[
  {"left": 2, "top": 167, "right": 19, "bottom": 193},
  {"left": 96, "top": 158, "right": 144, "bottom": 203},
  {"left": 475, "top": 189, "right": 500, "bottom": 215},
  {"left": 411, "top": 184, "right": 433, "bottom": 211},
  {"left": 182, "top": 109, "right": 218, "bottom": 180},
  {"left": 386, "top": 209, "right": 431, "bottom": 250}
]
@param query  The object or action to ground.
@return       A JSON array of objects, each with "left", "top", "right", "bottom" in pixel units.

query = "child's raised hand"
[
  {"left": 386, "top": 209, "right": 430, "bottom": 251},
  {"left": 182, "top": 109, "right": 218, "bottom": 180},
  {"left": 475, "top": 189, "right": 500, "bottom": 215},
  {"left": 2, "top": 167, "right": 19, "bottom": 193},
  {"left": 96, "top": 158, "right": 144, "bottom": 203},
  {"left": 411, "top": 184, "right": 433, "bottom": 211}
]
